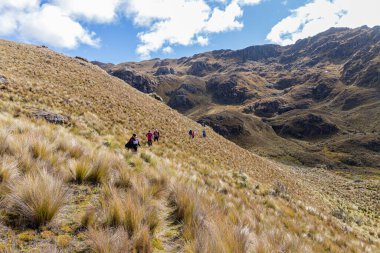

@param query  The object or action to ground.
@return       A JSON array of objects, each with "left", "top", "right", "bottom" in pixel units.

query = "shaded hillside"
[
  {"left": 95, "top": 26, "right": 380, "bottom": 171},
  {"left": 0, "top": 39, "right": 379, "bottom": 251}
]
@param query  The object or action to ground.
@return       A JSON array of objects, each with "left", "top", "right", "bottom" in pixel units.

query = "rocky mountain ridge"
[{"left": 94, "top": 26, "right": 380, "bottom": 171}]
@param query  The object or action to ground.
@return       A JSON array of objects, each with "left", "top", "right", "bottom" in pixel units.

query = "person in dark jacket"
[
  {"left": 125, "top": 133, "right": 140, "bottom": 152},
  {"left": 153, "top": 129, "right": 160, "bottom": 142}
]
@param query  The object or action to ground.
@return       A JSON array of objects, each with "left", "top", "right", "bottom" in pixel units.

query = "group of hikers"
[
  {"left": 125, "top": 127, "right": 207, "bottom": 152},
  {"left": 188, "top": 129, "right": 207, "bottom": 139},
  {"left": 125, "top": 129, "right": 160, "bottom": 152}
]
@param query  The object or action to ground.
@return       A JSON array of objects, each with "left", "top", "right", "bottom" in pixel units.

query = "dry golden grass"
[
  {"left": 0, "top": 39, "right": 378, "bottom": 252},
  {"left": 3, "top": 169, "right": 67, "bottom": 227}
]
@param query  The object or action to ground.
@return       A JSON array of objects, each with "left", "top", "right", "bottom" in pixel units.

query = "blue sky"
[{"left": 0, "top": 0, "right": 379, "bottom": 63}]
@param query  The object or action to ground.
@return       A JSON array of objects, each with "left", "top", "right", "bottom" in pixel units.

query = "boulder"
[
  {"left": 0, "top": 75, "right": 8, "bottom": 85},
  {"left": 32, "top": 110, "right": 69, "bottom": 125}
]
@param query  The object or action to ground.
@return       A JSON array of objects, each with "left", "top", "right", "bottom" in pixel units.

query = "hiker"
[
  {"left": 192, "top": 130, "right": 195, "bottom": 139},
  {"left": 189, "top": 129, "right": 193, "bottom": 139},
  {"left": 125, "top": 133, "right": 140, "bottom": 152},
  {"left": 153, "top": 129, "right": 160, "bottom": 142},
  {"left": 146, "top": 130, "right": 153, "bottom": 146},
  {"left": 202, "top": 129, "right": 206, "bottom": 138}
]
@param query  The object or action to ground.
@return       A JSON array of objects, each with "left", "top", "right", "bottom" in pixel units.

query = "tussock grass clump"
[
  {"left": 0, "top": 129, "right": 12, "bottom": 156},
  {"left": 29, "top": 138, "right": 52, "bottom": 160},
  {"left": 140, "top": 152, "right": 157, "bottom": 166},
  {"left": 4, "top": 170, "right": 68, "bottom": 227},
  {"left": 114, "top": 168, "right": 134, "bottom": 189},
  {"left": 0, "top": 156, "right": 19, "bottom": 184},
  {"left": 70, "top": 158, "right": 92, "bottom": 184},
  {"left": 87, "top": 150, "right": 124, "bottom": 184},
  {"left": 0, "top": 156, "right": 19, "bottom": 199},
  {"left": 87, "top": 227, "right": 130, "bottom": 253}
]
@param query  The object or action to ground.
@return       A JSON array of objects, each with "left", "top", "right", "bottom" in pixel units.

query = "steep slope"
[
  {"left": 96, "top": 26, "right": 380, "bottom": 172},
  {"left": 0, "top": 40, "right": 379, "bottom": 252}
]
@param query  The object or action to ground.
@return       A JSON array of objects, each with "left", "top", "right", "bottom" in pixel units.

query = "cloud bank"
[
  {"left": 0, "top": 0, "right": 262, "bottom": 58},
  {"left": 267, "top": 0, "right": 380, "bottom": 45}
]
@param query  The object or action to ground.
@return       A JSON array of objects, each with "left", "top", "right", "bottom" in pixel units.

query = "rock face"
[
  {"left": 168, "top": 95, "right": 195, "bottom": 111},
  {"left": 198, "top": 113, "right": 245, "bottom": 137},
  {"left": 32, "top": 110, "right": 69, "bottom": 125},
  {"left": 312, "top": 83, "right": 333, "bottom": 100},
  {"left": 243, "top": 99, "right": 283, "bottom": 117},
  {"left": 206, "top": 76, "right": 254, "bottom": 104},
  {"left": 224, "top": 44, "right": 283, "bottom": 62},
  {"left": 271, "top": 114, "right": 338, "bottom": 139},
  {"left": 187, "top": 61, "right": 221, "bottom": 76},
  {"left": 154, "top": 66, "right": 175, "bottom": 76},
  {"left": 110, "top": 68, "right": 157, "bottom": 93}
]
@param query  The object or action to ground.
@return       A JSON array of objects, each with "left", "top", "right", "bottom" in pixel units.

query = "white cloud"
[
  {"left": 162, "top": 46, "right": 173, "bottom": 54},
  {"left": 0, "top": 0, "right": 101, "bottom": 48},
  {"left": 197, "top": 36, "right": 209, "bottom": 46},
  {"left": 205, "top": 1, "right": 243, "bottom": 33},
  {"left": 0, "top": 0, "right": 265, "bottom": 56},
  {"left": 18, "top": 5, "right": 99, "bottom": 48},
  {"left": 267, "top": 0, "right": 380, "bottom": 45},
  {"left": 52, "top": 0, "right": 121, "bottom": 23},
  {"left": 126, "top": 0, "right": 259, "bottom": 58}
]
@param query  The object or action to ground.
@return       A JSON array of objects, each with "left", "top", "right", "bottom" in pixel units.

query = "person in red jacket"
[{"left": 146, "top": 130, "right": 153, "bottom": 146}]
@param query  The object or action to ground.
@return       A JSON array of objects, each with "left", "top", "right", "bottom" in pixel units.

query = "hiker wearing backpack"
[
  {"left": 202, "top": 129, "right": 207, "bottom": 138},
  {"left": 189, "top": 129, "right": 193, "bottom": 139},
  {"left": 153, "top": 129, "right": 160, "bottom": 142},
  {"left": 146, "top": 130, "right": 153, "bottom": 146},
  {"left": 125, "top": 133, "right": 140, "bottom": 152}
]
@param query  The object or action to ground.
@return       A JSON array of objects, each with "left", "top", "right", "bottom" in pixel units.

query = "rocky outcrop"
[
  {"left": 271, "top": 114, "right": 338, "bottom": 139},
  {"left": 149, "top": 93, "right": 164, "bottom": 102},
  {"left": 154, "top": 66, "right": 175, "bottom": 76},
  {"left": 206, "top": 77, "right": 254, "bottom": 104},
  {"left": 198, "top": 113, "right": 245, "bottom": 137},
  {"left": 273, "top": 78, "right": 298, "bottom": 90},
  {"left": 244, "top": 99, "right": 310, "bottom": 117},
  {"left": 110, "top": 68, "right": 157, "bottom": 93},
  {"left": 225, "top": 44, "right": 283, "bottom": 62},
  {"left": 187, "top": 61, "right": 222, "bottom": 76},
  {"left": 168, "top": 95, "right": 195, "bottom": 111},
  {"left": 312, "top": 82, "right": 333, "bottom": 100},
  {"left": 243, "top": 99, "right": 283, "bottom": 117},
  {"left": 75, "top": 56, "right": 89, "bottom": 62},
  {"left": 32, "top": 110, "right": 69, "bottom": 125}
]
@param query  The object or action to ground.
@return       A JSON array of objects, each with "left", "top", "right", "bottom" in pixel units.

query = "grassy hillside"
[
  {"left": 100, "top": 26, "right": 380, "bottom": 172},
  {"left": 0, "top": 40, "right": 378, "bottom": 252}
]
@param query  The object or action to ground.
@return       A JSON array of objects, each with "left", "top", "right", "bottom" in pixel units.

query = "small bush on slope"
[{"left": 3, "top": 169, "right": 68, "bottom": 227}]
